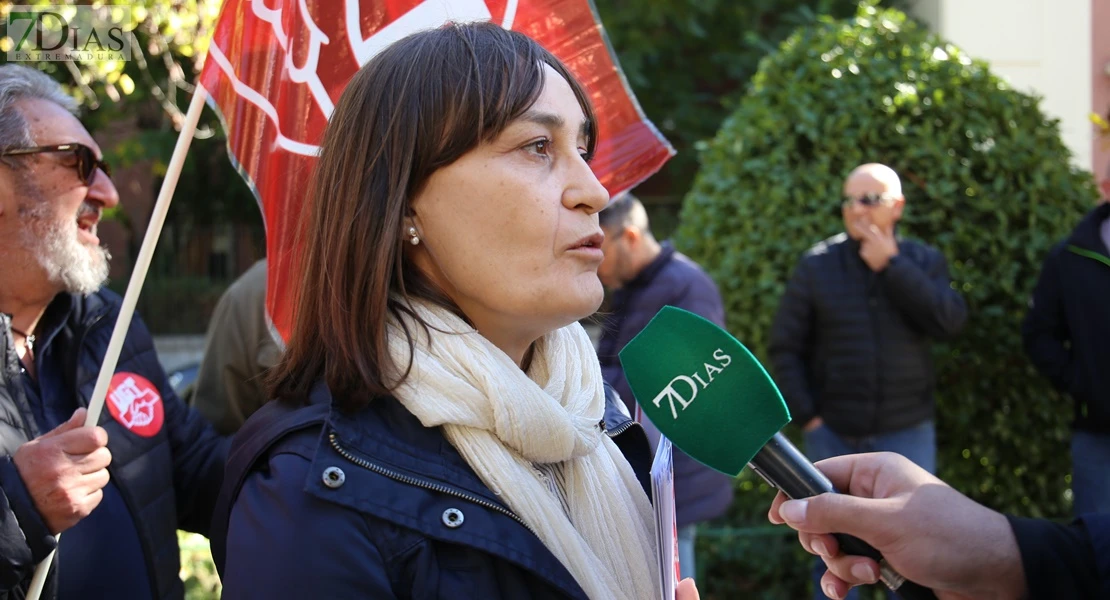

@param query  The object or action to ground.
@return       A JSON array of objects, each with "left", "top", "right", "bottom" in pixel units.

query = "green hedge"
[{"left": 676, "top": 2, "right": 1100, "bottom": 596}]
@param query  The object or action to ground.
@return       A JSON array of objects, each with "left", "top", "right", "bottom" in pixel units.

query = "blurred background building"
[{"left": 912, "top": 0, "right": 1108, "bottom": 172}]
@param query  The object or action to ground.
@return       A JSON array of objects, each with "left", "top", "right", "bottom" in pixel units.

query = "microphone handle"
[{"left": 749, "top": 433, "right": 938, "bottom": 600}]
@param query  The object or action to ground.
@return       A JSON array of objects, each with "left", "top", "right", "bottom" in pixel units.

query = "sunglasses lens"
[
  {"left": 74, "top": 145, "right": 95, "bottom": 183},
  {"left": 77, "top": 145, "right": 110, "bottom": 184}
]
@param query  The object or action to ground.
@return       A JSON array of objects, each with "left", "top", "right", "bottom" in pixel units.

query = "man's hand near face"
[{"left": 858, "top": 221, "right": 899, "bottom": 272}]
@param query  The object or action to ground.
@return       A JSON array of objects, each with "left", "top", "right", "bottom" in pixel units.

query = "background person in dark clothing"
[
  {"left": 189, "top": 259, "right": 281, "bottom": 435},
  {"left": 770, "top": 163, "right": 967, "bottom": 600},
  {"left": 596, "top": 193, "right": 734, "bottom": 581},
  {"left": 1023, "top": 168, "right": 1110, "bottom": 516},
  {"left": 0, "top": 65, "right": 227, "bottom": 599}
]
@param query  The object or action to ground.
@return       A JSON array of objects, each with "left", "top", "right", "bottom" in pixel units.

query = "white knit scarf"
[{"left": 386, "top": 301, "right": 660, "bottom": 600}]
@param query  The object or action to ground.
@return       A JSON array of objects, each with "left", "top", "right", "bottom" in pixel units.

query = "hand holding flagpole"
[{"left": 25, "top": 84, "right": 209, "bottom": 600}]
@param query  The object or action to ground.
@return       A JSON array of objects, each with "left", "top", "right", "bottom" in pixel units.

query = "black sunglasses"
[
  {"left": 842, "top": 192, "right": 897, "bottom": 207},
  {"left": 1, "top": 143, "right": 112, "bottom": 186}
]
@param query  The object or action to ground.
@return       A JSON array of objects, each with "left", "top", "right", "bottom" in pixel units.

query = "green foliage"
[
  {"left": 109, "top": 275, "right": 233, "bottom": 334},
  {"left": 178, "top": 532, "right": 221, "bottom": 599},
  {"left": 678, "top": 0, "right": 1097, "bottom": 528},
  {"left": 1, "top": 1, "right": 220, "bottom": 122},
  {"left": 695, "top": 469, "right": 810, "bottom": 599},
  {"left": 593, "top": 0, "right": 909, "bottom": 201}
]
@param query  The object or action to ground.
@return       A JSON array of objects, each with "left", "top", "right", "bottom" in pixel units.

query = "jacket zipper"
[
  {"left": 328, "top": 431, "right": 537, "bottom": 535},
  {"left": 605, "top": 419, "right": 639, "bottom": 437},
  {"left": 72, "top": 311, "right": 108, "bottom": 390},
  {"left": 327, "top": 421, "right": 641, "bottom": 536}
]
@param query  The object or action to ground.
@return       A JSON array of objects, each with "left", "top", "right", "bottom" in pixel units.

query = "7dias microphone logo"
[{"left": 651, "top": 349, "right": 732, "bottom": 419}]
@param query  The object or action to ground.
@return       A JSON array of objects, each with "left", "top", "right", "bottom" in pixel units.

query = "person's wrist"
[{"left": 973, "top": 511, "right": 1027, "bottom": 599}]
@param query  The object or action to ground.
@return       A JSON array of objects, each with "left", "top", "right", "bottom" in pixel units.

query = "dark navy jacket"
[
  {"left": 0, "top": 290, "right": 228, "bottom": 600},
  {"left": 770, "top": 234, "right": 967, "bottom": 437},
  {"left": 1009, "top": 512, "right": 1110, "bottom": 597},
  {"left": 211, "top": 382, "right": 652, "bottom": 599},
  {"left": 596, "top": 242, "right": 734, "bottom": 528},
  {"left": 1023, "top": 203, "right": 1110, "bottom": 433}
]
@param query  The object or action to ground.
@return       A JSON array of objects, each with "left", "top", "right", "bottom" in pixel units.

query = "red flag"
[{"left": 200, "top": 0, "right": 674, "bottom": 341}]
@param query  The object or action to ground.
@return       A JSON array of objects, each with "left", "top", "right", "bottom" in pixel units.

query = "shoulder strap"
[{"left": 209, "top": 399, "right": 331, "bottom": 574}]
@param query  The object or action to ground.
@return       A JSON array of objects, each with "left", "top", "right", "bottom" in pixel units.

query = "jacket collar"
[
  {"left": 624, "top": 241, "right": 676, "bottom": 290},
  {"left": 315, "top": 383, "right": 643, "bottom": 600},
  {"left": 317, "top": 385, "right": 591, "bottom": 599},
  {"left": 322, "top": 382, "right": 645, "bottom": 508},
  {"left": 1067, "top": 202, "right": 1110, "bottom": 256}
]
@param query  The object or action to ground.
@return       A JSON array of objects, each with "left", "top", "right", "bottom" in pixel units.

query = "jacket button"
[
  {"left": 442, "top": 508, "right": 465, "bottom": 528},
  {"left": 321, "top": 466, "right": 346, "bottom": 489}
]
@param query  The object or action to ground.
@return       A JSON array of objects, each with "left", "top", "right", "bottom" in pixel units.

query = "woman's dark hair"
[{"left": 270, "top": 21, "right": 598, "bottom": 411}]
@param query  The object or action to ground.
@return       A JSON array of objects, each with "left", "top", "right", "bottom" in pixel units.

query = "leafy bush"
[
  {"left": 678, "top": 0, "right": 1098, "bottom": 535},
  {"left": 179, "top": 532, "right": 221, "bottom": 600},
  {"left": 593, "top": 0, "right": 909, "bottom": 202},
  {"left": 108, "top": 276, "right": 230, "bottom": 334},
  {"left": 678, "top": 2, "right": 1100, "bottom": 595}
]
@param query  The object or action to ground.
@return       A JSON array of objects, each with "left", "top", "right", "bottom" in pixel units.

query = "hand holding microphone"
[
  {"left": 619, "top": 307, "right": 938, "bottom": 599},
  {"left": 768, "top": 452, "right": 1026, "bottom": 600}
]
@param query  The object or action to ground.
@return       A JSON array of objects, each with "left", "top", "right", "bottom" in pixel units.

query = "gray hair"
[{"left": 0, "top": 65, "right": 79, "bottom": 154}]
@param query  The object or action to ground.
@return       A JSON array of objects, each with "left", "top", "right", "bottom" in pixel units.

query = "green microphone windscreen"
[{"left": 618, "top": 306, "right": 791, "bottom": 476}]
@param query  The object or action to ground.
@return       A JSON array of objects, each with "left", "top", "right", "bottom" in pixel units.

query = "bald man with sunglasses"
[
  {"left": 769, "top": 163, "right": 968, "bottom": 600},
  {"left": 0, "top": 65, "right": 227, "bottom": 599}
]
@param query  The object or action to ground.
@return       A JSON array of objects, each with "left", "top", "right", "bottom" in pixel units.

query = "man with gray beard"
[{"left": 0, "top": 65, "right": 227, "bottom": 599}]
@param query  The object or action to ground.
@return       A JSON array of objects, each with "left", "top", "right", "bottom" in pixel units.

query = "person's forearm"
[{"left": 882, "top": 260, "right": 966, "bottom": 337}]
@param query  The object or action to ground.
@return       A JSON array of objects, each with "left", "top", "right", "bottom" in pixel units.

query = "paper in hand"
[{"left": 651, "top": 436, "right": 679, "bottom": 600}]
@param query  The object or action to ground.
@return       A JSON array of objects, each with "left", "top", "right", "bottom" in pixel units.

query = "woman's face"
[{"left": 410, "top": 65, "right": 609, "bottom": 361}]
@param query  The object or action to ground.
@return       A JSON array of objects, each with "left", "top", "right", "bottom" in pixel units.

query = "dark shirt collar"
[
  {"left": 624, "top": 241, "right": 676, "bottom": 289},
  {"left": 1067, "top": 202, "right": 1110, "bottom": 255},
  {"left": 34, "top": 293, "right": 77, "bottom": 354}
]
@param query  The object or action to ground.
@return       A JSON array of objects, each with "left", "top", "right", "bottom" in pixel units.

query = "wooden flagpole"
[{"left": 26, "top": 84, "right": 209, "bottom": 600}]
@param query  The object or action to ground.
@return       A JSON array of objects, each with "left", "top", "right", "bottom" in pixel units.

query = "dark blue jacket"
[
  {"left": 1023, "top": 203, "right": 1110, "bottom": 433},
  {"left": 1008, "top": 512, "right": 1110, "bottom": 597},
  {"left": 211, "top": 382, "right": 652, "bottom": 599},
  {"left": 596, "top": 242, "right": 734, "bottom": 528},
  {"left": 0, "top": 290, "right": 228, "bottom": 599}
]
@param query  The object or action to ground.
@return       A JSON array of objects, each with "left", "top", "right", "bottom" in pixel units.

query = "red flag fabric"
[{"left": 199, "top": 0, "right": 674, "bottom": 342}]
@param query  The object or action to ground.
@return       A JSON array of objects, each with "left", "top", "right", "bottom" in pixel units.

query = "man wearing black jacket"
[
  {"left": 770, "top": 163, "right": 967, "bottom": 600},
  {"left": 1023, "top": 171, "right": 1110, "bottom": 517},
  {"left": 0, "top": 65, "right": 227, "bottom": 599}
]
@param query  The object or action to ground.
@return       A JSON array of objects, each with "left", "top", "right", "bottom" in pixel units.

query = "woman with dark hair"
[{"left": 210, "top": 21, "right": 700, "bottom": 600}]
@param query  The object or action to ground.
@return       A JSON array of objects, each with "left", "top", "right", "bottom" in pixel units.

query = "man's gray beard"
[{"left": 20, "top": 201, "right": 111, "bottom": 296}]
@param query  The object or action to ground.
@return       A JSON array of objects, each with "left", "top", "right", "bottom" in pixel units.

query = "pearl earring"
[{"left": 408, "top": 226, "right": 420, "bottom": 245}]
